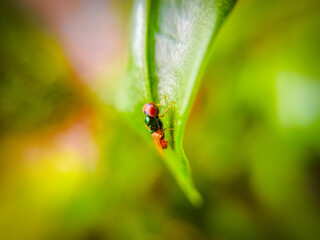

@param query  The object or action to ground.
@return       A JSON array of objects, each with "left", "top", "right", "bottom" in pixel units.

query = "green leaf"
[{"left": 116, "top": 0, "right": 236, "bottom": 206}]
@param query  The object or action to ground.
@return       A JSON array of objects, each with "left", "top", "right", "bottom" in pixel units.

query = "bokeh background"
[{"left": 1, "top": 0, "right": 320, "bottom": 239}]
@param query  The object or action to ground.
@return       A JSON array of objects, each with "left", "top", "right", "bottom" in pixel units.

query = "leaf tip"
[{"left": 189, "top": 190, "right": 203, "bottom": 208}]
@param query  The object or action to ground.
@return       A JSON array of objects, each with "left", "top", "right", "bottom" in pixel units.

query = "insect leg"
[
  {"left": 156, "top": 96, "right": 166, "bottom": 106},
  {"left": 159, "top": 101, "right": 173, "bottom": 118}
]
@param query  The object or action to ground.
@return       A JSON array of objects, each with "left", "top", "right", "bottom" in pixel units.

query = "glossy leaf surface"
[{"left": 117, "top": 0, "right": 236, "bottom": 205}]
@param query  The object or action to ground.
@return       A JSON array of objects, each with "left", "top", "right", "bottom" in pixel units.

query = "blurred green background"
[{"left": 1, "top": 0, "right": 320, "bottom": 239}]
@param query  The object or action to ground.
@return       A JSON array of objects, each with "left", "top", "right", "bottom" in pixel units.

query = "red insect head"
[{"left": 143, "top": 102, "right": 159, "bottom": 118}]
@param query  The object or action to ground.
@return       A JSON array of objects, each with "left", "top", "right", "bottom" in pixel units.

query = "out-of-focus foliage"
[
  {"left": 0, "top": 0, "right": 320, "bottom": 240},
  {"left": 0, "top": 1, "right": 81, "bottom": 134}
]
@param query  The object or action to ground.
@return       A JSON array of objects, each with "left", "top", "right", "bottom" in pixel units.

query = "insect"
[{"left": 143, "top": 97, "right": 173, "bottom": 151}]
